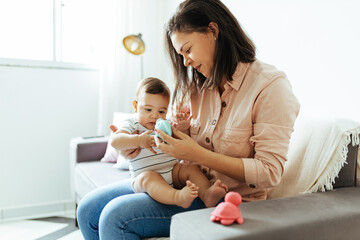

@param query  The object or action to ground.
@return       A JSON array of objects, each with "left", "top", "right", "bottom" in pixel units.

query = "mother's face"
[{"left": 171, "top": 30, "right": 217, "bottom": 78}]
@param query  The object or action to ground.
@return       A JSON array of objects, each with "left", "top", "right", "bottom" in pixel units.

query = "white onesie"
[{"left": 118, "top": 116, "right": 179, "bottom": 186}]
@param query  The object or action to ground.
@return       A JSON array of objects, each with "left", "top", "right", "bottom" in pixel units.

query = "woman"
[{"left": 77, "top": 0, "right": 300, "bottom": 239}]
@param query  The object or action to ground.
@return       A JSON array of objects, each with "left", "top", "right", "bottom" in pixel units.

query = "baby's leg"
[
  {"left": 133, "top": 170, "right": 198, "bottom": 208},
  {"left": 173, "top": 163, "right": 228, "bottom": 208}
]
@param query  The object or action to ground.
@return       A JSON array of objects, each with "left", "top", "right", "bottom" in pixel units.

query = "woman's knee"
[
  {"left": 77, "top": 180, "right": 133, "bottom": 226},
  {"left": 76, "top": 196, "right": 99, "bottom": 231},
  {"left": 99, "top": 193, "right": 174, "bottom": 239},
  {"left": 98, "top": 197, "right": 133, "bottom": 239},
  {"left": 99, "top": 200, "right": 123, "bottom": 228}
]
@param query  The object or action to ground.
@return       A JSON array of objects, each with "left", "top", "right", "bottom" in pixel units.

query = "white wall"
[
  {"left": 0, "top": 60, "right": 100, "bottom": 221},
  {"left": 223, "top": 0, "right": 360, "bottom": 120},
  {"left": 163, "top": 0, "right": 360, "bottom": 121}
]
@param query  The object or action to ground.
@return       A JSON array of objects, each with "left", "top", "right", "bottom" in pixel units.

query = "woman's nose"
[{"left": 183, "top": 56, "right": 190, "bottom": 67}]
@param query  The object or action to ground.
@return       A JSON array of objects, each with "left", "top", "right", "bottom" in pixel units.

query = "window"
[
  {"left": 0, "top": 0, "right": 53, "bottom": 61},
  {"left": 61, "top": 0, "right": 97, "bottom": 64},
  {"left": 0, "top": 0, "right": 96, "bottom": 64}
]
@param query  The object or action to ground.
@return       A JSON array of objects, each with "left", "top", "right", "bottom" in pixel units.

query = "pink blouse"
[{"left": 190, "top": 60, "right": 300, "bottom": 201}]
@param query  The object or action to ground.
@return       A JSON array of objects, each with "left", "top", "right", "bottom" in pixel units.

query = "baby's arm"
[
  {"left": 110, "top": 126, "right": 156, "bottom": 154},
  {"left": 110, "top": 125, "right": 142, "bottom": 158}
]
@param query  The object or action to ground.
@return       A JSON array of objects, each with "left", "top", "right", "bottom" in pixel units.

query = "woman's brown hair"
[{"left": 165, "top": 0, "right": 256, "bottom": 107}]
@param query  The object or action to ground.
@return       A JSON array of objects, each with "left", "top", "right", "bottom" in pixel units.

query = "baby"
[{"left": 110, "top": 77, "right": 227, "bottom": 208}]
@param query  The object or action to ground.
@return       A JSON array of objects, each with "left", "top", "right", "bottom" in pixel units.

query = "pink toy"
[{"left": 210, "top": 192, "right": 244, "bottom": 225}]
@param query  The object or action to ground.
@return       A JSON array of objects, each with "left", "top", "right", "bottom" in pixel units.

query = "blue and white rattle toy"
[{"left": 155, "top": 119, "right": 172, "bottom": 141}]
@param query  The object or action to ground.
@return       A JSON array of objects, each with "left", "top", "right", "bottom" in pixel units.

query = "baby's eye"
[
  {"left": 185, "top": 47, "right": 191, "bottom": 54},
  {"left": 145, "top": 108, "right": 152, "bottom": 112},
  {"left": 159, "top": 111, "right": 165, "bottom": 114}
]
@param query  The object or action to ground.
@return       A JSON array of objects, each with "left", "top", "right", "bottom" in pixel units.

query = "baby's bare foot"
[
  {"left": 175, "top": 180, "right": 199, "bottom": 208},
  {"left": 203, "top": 179, "right": 227, "bottom": 208}
]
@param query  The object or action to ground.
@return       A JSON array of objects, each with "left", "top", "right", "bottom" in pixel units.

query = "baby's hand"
[
  {"left": 173, "top": 112, "right": 192, "bottom": 133},
  {"left": 138, "top": 130, "right": 157, "bottom": 154}
]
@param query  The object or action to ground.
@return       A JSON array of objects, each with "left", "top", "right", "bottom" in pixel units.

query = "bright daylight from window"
[
  {"left": 0, "top": 0, "right": 97, "bottom": 64},
  {"left": 0, "top": 0, "right": 53, "bottom": 61}
]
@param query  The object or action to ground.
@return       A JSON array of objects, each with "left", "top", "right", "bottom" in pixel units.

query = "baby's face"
[{"left": 136, "top": 93, "right": 169, "bottom": 130}]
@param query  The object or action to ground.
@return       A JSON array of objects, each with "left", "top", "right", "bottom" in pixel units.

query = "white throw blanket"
[{"left": 268, "top": 115, "right": 360, "bottom": 199}]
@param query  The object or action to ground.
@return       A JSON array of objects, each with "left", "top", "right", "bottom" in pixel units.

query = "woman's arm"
[{"left": 155, "top": 127, "right": 245, "bottom": 181}]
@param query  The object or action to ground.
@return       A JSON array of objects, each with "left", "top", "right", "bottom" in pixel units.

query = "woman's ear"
[
  {"left": 208, "top": 22, "right": 219, "bottom": 39},
  {"left": 132, "top": 100, "right": 138, "bottom": 112}
]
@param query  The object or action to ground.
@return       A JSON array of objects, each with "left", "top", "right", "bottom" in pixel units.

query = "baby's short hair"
[{"left": 136, "top": 77, "right": 170, "bottom": 100}]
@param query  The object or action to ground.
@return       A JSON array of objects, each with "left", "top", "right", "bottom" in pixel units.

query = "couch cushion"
[
  {"left": 171, "top": 187, "right": 360, "bottom": 240},
  {"left": 75, "top": 161, "right": 130, "bottom": 202},
  {"left": 100, "top": 112, "right": 134, "bottom": 164}
]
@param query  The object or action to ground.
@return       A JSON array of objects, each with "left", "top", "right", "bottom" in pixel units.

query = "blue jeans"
[{"left": 77, "top": 179, "right": 206, "bottom": 240}]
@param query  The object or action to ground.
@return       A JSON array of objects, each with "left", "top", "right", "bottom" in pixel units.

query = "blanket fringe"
[
  {"left": 352, "top": 128, "right": 360, "bottom": 146},
  {"left": 307, "top": 129, "right": 359, "bottom": 193}
]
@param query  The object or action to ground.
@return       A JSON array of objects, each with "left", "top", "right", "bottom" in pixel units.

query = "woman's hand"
[
  {"left": 119, "top": 147, "right": 141, "bottom": 159},
  {"left": 154, "top": 125, "right": 202, "bottom": 161}
]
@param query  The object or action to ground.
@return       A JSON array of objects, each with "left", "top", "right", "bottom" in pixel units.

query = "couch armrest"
[
  {"left": 70, "top": 136, "right": 109, "bottom": 164},
  {"left": 333, "top": 141, "right": 358, "bottom": 188},
  {"left": 171, "top": 187, "right": 360, "bottom": 240},
  {"left": 69, "top": 136, "right": 109, "bottom": 201}
]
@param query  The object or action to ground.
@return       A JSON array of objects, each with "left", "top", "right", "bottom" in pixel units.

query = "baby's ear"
[{"left": 132, "top": 100, "right": 138, "bottom": 112}]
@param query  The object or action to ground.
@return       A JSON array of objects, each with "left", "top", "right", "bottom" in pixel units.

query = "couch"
[{"left": 70, "top": 116, "right": 360, "bottom": 240}]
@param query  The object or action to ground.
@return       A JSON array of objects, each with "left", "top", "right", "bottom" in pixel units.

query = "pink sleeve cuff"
[{"left": 242, "top": 157, "right": 259, "bottom": 188}]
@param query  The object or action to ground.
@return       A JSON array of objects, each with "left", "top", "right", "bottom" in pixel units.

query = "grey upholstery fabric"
[
  {"left": 333, "top": 142, "right": 358, "bottom": 188},
  {"left": 76, "top": 140, "right": 108, "bottom": 163},
  {"left": 171, "top": 187, "right": 360, "bottom": 240},
  {"left": 74, "top": 162, "right": 130, "bottom": 202}
]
